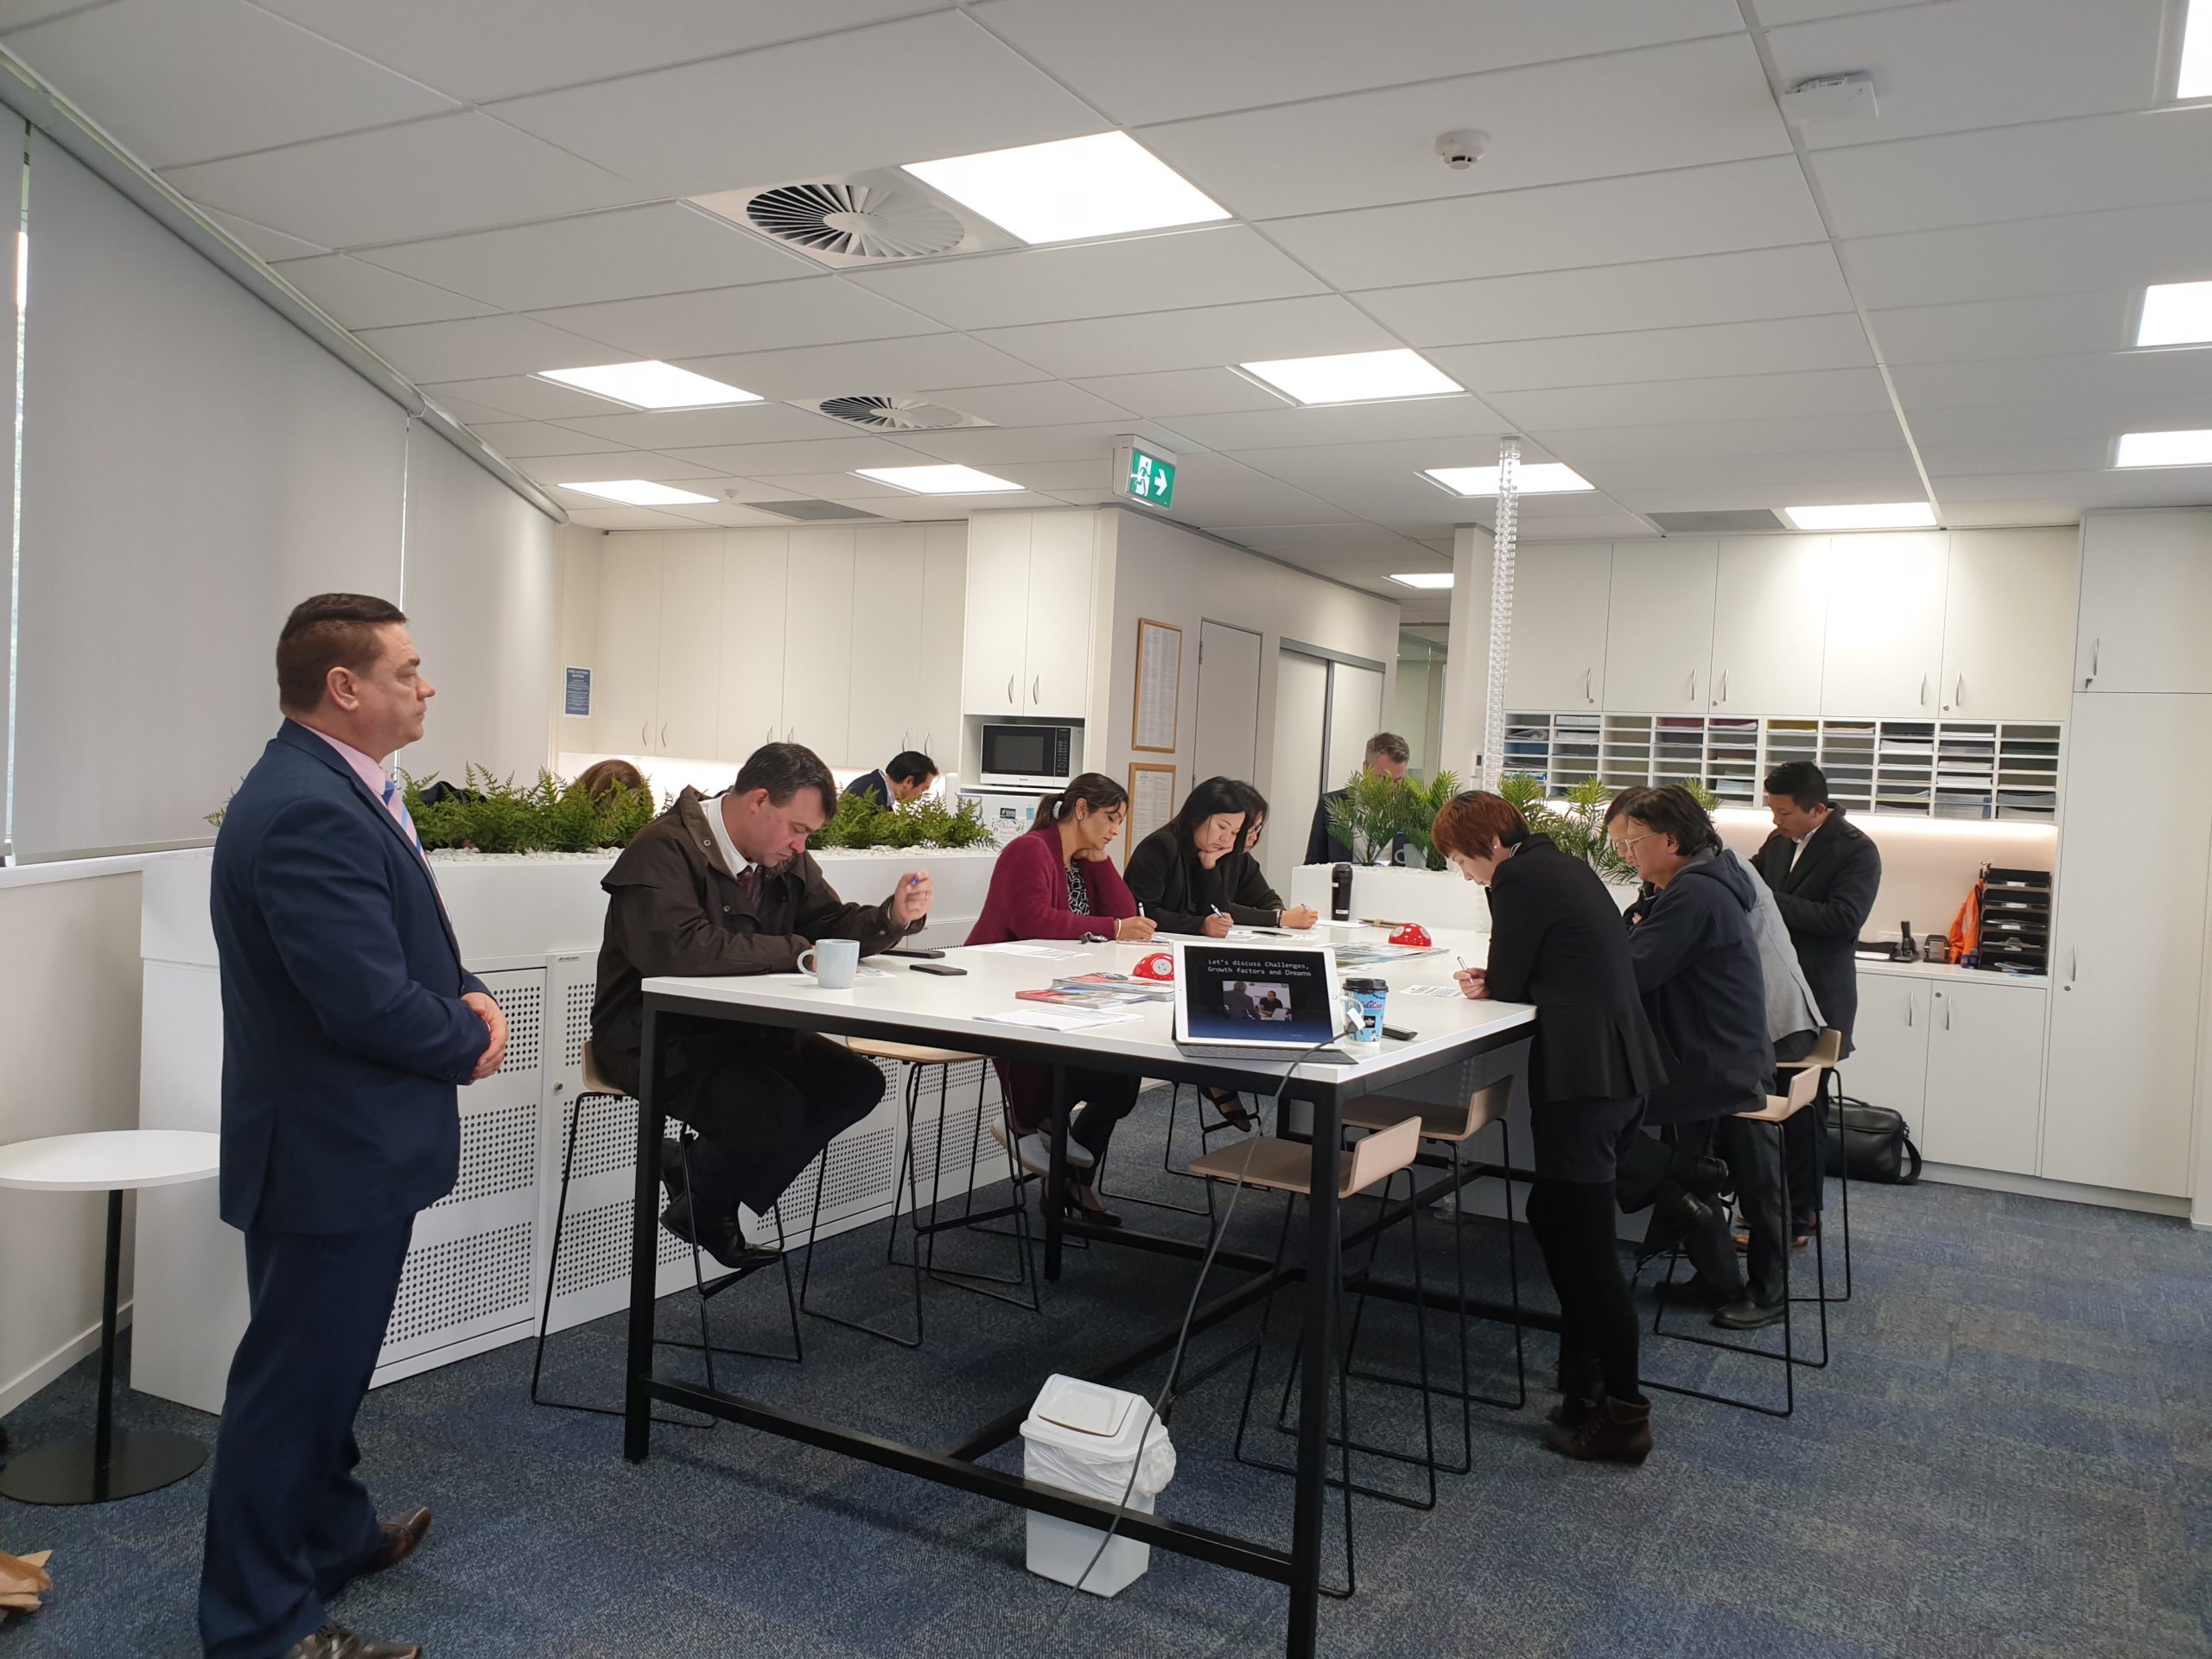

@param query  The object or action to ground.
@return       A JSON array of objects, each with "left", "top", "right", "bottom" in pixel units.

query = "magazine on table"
[{"left": 1040, "top": 971, "right": 1177, "bottom": 1002}]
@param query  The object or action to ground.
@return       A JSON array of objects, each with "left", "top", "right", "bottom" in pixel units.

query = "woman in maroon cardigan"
[{"left": 968, "top": 773, "right": 1157, "bottom": 1225}]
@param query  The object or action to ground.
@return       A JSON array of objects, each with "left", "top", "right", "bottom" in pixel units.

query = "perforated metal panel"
[
  {"left": 500, "top": 977, "right": 543, "bottom": 1074},
  {"left": 385, "top": 1222, "right": 533, "bottom": 1348},
  {"left": 432, "top": 1100, "right": 538, "bottom": 1210},
  {"left": 550, "top": 1198, "right": 691, "bottom": 1299},
  {"left": 774, "top": 1122, "right": 897, "bottom": 1234},
  {"left": 567, "top": 1088, "right": 647, "bottom": 1184},
  {"left": 562, "top": 979, "right": 592, "bottom": 1072}
]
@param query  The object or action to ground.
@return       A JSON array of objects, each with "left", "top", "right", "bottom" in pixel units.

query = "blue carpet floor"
[{"left": 3, "top": 1089, "right": 2207, "bottom": 1658}]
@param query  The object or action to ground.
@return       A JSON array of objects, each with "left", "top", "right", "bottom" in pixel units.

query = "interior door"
[
  {"left": 1193, "top": 620, "right": 1263, "bottom": 785},
  {"left": 1267, "top": 650, "right": 1331, "bottom": 893}
]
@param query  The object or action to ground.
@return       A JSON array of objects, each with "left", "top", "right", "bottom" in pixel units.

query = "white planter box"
[{"left": 1287, "top": 863, "right": 1491, "bottom": 933}]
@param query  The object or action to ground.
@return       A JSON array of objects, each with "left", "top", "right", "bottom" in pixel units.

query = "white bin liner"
[{"left": 1019, "top": 1375, "right": 1177, "bottom": 1595}]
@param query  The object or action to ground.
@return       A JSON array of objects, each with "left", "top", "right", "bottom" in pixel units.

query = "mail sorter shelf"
[
  {"left": 1505, "top": 712, "right": 2063, "bottom": 823},
  {"left": 1974, "top": 866, "right": 2052, "bottom": 974}
]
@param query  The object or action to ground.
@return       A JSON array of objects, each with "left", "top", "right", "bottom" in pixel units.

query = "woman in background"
[
  {"left": 966, "top": 773, "right": 1155, "bottom": 1224},
  {"left": 1436, "top": 789, "right": 1669, "bottom": 1464}
]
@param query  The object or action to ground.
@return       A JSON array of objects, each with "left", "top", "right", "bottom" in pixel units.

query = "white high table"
[
  {"left": 624, "top": 928, "right": 1531, "bottom": 1659},
  {"left": 0, "top": 1129, "right": 220, "bottom": 1504}
]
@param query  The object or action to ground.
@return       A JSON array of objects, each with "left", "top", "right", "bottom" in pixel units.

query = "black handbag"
[{"left": 1824, "top": 1099, "right": 1922, "bottom": 1185}]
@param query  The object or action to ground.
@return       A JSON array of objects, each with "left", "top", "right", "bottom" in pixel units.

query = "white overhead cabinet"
[
  {"left": 1603, "top": 540, "right": 1715, "bottom": 713},
  {"left": 1937, "top": 528, "right": 2077, "bottom": 721},
  {"left": 598, "top": 533, "right": 724, "bottom": 758},
  {"left": 655, "top": 538, "right": 724, "bottom": 760},
  {"left": 2074, "top": 509, "right": 2212, "bottom": 694},
  {"left": 2041, "top": 693, "right": 2212, "bottom": 1198},
  {"left": 1709, "top": 535, "right": 1827, "bottom": 715},
  {"left": 847, "top": 525, "right": 925, "bottom": 770},
  {"left": 1820, "top": 533, "right": 1948, "bottom": 718},
  {"left": 782, "top": 527, "right": 856, "bottom": 764},
  {"left": 961, "top": 510, "right": 1097, "bottom": 717},
  {"left": 1503, "top": 542, "right": 1610, "bottom": 710},
  {"left": 716, "top": 530, "right": 789, "bottom": 761},
  {"left": 916, "top": 522, "right": 966, "bottom": 766},
  {"left": 594, "top": 536, "right": 663, "bottom": 755}
]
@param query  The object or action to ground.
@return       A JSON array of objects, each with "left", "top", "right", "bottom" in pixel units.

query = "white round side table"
[{"left": 0, "top": 1129, "right": 222, "bottom": 1505}]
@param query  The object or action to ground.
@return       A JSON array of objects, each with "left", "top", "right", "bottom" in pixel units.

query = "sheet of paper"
[
  {"left": 1134, "top": 620, "right": 1180, "bottom": 751},
  {"left": 966, "top": 942, "right": 1084, "bottom": 960},
  {"left": 1400, "top": 982, "right": 1466, "bottom": 999},
  {"left": 974, "top": 1006, "right": 1144, "bottom": 1033},
  {"left": 1224, "top": 926, "right": 1294, "bottom": 941},
  {"left": 1128, "top": 764, "right": 1175, "bottom": 845}
]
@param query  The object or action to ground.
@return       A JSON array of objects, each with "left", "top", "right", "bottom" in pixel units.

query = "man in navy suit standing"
[{"left": 200, "top": 594, "right": 506, "bottom": 1659}]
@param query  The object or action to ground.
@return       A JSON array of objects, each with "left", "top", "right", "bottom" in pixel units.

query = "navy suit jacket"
[{"left": 211, "top": 721, "right": 489, "bottom": 1234}]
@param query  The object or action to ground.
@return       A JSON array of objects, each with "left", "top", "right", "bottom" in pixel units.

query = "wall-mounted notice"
[
  {"left": 1128, "top": 763, "right": 1176, "bottom": 853},
  {"left": 1132, "top": 618, "right": 1182, "bottom": 753},
  {"left": 564, "top": 666, "right": 592, "bottom": 717}
]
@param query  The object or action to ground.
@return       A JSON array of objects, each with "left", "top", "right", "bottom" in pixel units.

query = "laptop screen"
[{"left": 1178, "top": 943, "right": 1341, "bottom": 1046}]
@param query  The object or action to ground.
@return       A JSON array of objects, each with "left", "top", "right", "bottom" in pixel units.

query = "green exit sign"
[{"left": 1115, "top": 441, "right": 1176, "bottom": 510}]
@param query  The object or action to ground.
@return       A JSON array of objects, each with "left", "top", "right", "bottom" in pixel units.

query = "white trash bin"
[{"left": 1020, "top": 1374, "right": 1178, "bottom": 1597}]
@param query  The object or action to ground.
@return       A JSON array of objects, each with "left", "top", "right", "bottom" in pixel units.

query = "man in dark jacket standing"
[
  {"left": 1302, "top": 731, "right": 1411, "bottom": 865},
  {"left": 1751, "top": 760, "right": 1881, "bottom": 1236},
  {"left": 593, "top": 743, "right": 931, "bottom": 1268},
  {"left": 202, "top": 595, "right": 505, "bottom": 1659}
]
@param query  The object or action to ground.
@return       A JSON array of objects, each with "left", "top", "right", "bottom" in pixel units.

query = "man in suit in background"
[
  {"left": 844, "top": 748, "right": 938, "bottom": 809},
  {"left": 594, "top": 743, "right": 932, "bottom": 1270},
  {"left": 1302, "top": 731, "right": 1412, "bottom": 866},
  {"left": 201, "top": 595, "right": 506, "bottom": 1659},
  {"left": 1752, "top": 760, "right": 1882, "bottom": 1241}
]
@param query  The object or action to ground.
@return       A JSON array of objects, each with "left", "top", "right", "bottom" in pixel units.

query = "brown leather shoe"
[
  {"left": 1543, "top": 1395, "right": 1653, "bottom": 1465},
  {"left": 360, "top": 1509, "right": 431, "bottom": 1577},
  {"left": 1544, "top": 1394, "right": 1598, "bottom": 1430},
  {"left": 281, "top": 1623, "right": 422, "bottom": 1658}
]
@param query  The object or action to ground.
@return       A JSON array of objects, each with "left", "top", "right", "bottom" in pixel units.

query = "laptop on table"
[{"left": 1170, "top": 939, "right": 1359, "bottom": 1065}]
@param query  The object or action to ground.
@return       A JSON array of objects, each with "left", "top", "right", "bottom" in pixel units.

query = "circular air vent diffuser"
[
  {"left": 746, "top": 181, "right": 964, "bottom": 260},
  {"left": 817, "top": 396, "right": 971, "bottom": 431}
]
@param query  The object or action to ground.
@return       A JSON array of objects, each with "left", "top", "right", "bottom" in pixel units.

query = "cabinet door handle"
[
  {"left": 1919, "top": 672, "right": 1929, "bottom": 707},
  {"left": 640, "top": 721, "right": 649, "bottom": 748},
  {"left": 1954, "top": 672, "right": 1964, "bottom": 709},
  {"left": 1582, "top": 668, "right": 1592, "bottom": 704},
  {"left": 2086, "top": 638, "right": 2099, "bottom": 688},
  {"left": 1718, "top": 668, "right": 1728, "bottom": 705},
  {"left": 1006, "top": 673, "right": 1014, "bottom": 705},
  {"left": 1905, "top": 996, "right": 1913, "bottom": 1028},
  {"left": 660, "top": 722, "right": 668, "bottom": 749},
  {"left": 1033, "top": 674, "right": 1041, "bottom": 705},
  {"left": 1938, "top": 992, "right": 1951, "bottom": 1031},
  {"left": 1688, "top": 669, "right": 1697, "bottom": 704},
  {"left": 2068, "top": 949, "right": 2077, "bottom": 986}
]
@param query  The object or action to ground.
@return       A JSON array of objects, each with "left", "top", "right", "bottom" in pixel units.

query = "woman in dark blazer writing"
[
  {"left": 967, "top": 773, "right": 1155, "bottom": 1224},
  {"left": 1436, "top": 790, "right": 1669, "bottom": 1465}
]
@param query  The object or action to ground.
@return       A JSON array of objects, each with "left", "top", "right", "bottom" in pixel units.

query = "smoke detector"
[
  {"left": 811, "top": 396, "right": 989, "bottom": 432},
  {"left": 693, "top": 170, "right": 1018, "bottom": 268}
]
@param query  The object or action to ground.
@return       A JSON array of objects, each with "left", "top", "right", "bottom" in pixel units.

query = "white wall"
[
  {"left": 1094, "top": 507, "right": 1402, "bottom": 835},
  {"left": 1440, "top": 523, "right": 1494, "bottom": 780},
  {"left": 0, "top": 870, "right": 145, "bottom": 1414},
  {"left": 550, "top": 525, "right": 605, "bottom": 762}
]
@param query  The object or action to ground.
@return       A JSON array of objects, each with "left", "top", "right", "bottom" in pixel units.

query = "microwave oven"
[{"left": 977, "top": 721, "right": 1081, "bottom": 789}]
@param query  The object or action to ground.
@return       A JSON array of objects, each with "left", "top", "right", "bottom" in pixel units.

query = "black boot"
[{"left": 1544, "top": 1395, "right": 1653, "bottom": 1464}]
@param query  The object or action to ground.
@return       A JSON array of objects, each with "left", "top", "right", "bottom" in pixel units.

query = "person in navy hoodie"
[{"left": 200, "top": 594, "right": 506, "bottom": 1659}]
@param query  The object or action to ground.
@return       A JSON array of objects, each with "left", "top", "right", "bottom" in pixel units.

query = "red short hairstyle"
[{"left": 1431, "top": 791, "right": 1530, "bottom": 861}]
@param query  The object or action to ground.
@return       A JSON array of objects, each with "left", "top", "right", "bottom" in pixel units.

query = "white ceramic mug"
[{"left": 797, "top": 937, "right": 859, "bottom": 989}]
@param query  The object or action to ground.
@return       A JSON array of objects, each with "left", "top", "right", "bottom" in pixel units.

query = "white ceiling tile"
[
  {"left": 258, "top": 0, "right": 934, "bottom": 102},
  {"left": 973, "top": 295, "right": 1395, "bottom": 379},
  {"left": 977, "top": 459, "right": 1112, "bottom": 492},
  {"left": 554, "top": 404, "right": 853, "bottom": 449},
  {"left": 165, "top": 111, "right": 647, "bottom": 248},
  {"left": 417, "top": 375, "right": 632, "bottom": 422},
  {"left": 1488, "top": 366, "right": 1894, "bottom": 429},
  {"left": 843, "top": 226, "right": 1325, "bottom": 330},
  {"left": 1356, "top": 243, "right": 1853, "bottom": 347},
  {"left": 1810, "top": 108, "right": 2212, "bottom": 240},
  {"left": 528, "top": 277, "right": 946, "bottom": 360},
  {"left": 353, "top": 314, "right": 623, "bottom": 382},
  {"left": 353, "top": 202, "right": 817, "bottom": 312},
  {"left": 734, "top": 471, "right": 918, "bottom": 499},
  {"left": 1534, "top": 410, "right": 1907, "bottom": 461},
  {"left": 1890, "top": 349, "right": 2212, "bottom": 410},
  {"left": 1919, "top": 435, "right": 2115, "bottom": 476},
  {"left": 1937, "top": 499, "right": 2083, "bottom": 528},
  {"left": 660, "top": 435, "right": 938, "bottom": 475},
  {"left": 1141, "top": 35, "right": 1787, "bottom": 221},
  {"left": 1622, "top": 479, "right": 1923, "bottom": 512},
  {"left": 653, "top": 501, "right": 829, "bottom": 529},
  {"left": 0, "top": 0, "right": 113, "bottom": 27},
  {"left": 1905, "top": 391, "right": 2212, "bottom": 445},
  {"left": 976, "top": 0, "right": 1745, "bottom": 125},
  {"left": 562, "top": 505, "right": 725, "bottom": 531},
  {"left": 1768, "top": 0, "right": 2166, "bottom": 150},
  {"left": 526, "top": 450, "right": 736, "bottom": 485},
  {"left": 1215, "top": 522, "right": 1435, "bottom": 563},
  {"left": 912, "top": 380, "right": 1132, "bottom": 425},
  {"left": 1141, "top": 453, "right": 1357, "bottom": 526},
  {"left": 674, "top": 333, "right": 1050, "bottom": 401},
  {"left": 1068, "top": 367, "right": 1287, "bottom": 418},
  {"left": 1749, "top": 0, "right": 1948, "bottom": 22},
  {"left": 6, "top": 0, "right": 458, "bottom": 168},
  {"left": 272, "top": 253, "right": 494, "bottom": 329},
  {"left": 1430, "top": 314, "right": 1872, "bottom": 394},
  {"left": 1517, "top": 509, "right": 1663, "bottom": 540},
  {"left": 1265, "top": 156, "right": 1826, "bottom": 289},
  {"left": 1839, "top": 205, "right": 2212, "bottom": 309},
  {"left": 467, "top": 420, "right": 630, "bottom": 459},
  {"left": 1161, "top": 396, "right": 1512, "bottom": 453},
  {"left": 1870, "top": 291, "right": 2136, "bottom": 365},
  {"left": 202, "top": 206, "right": 327, "bottom": 261},
  {"left": 489, "top": 11, "right": 1099, "bottom": 197},
  {"left": 1580, "top": 445, "right": 1918, "bottom": 493},
  {"left": 421, "top": 391, "right": 528, "bottom": 425},
  {"left": 882, "top": 421, "right": 1193, "bottom": 465},
  {"left": 1934, "top": 467, "right": 2212, "bottom": 507},
  {"left": 1220, "top": 436, "right": 1559, "bottom": 493}
]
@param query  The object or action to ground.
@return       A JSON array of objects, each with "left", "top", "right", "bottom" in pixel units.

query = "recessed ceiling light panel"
[
  {"left": 2114, "top": 428, "right": 2212, "bottom": 467},
  {"left": 565, "top": 480, "right": 718, "bottom": 506},
  {"left": 1237, "top": 348, "right": 1463, "bottom": 407},
  {"left": 2138, "top": 280, "right": 2212, "bottom": 346},
  {"left": 1421, "top": 463, "right": 1593, "bottom": 496},
  {"left": 537, "top": 361, "right": 760, "bottom": 410},
  {"left": 854, "top": 464, "right": 1023, "bottom": 495},
  {"left": 1389, "top": 572, "right": 1455, "bottom": 590},
  {"left": 902, "top": 131, "right": 1230, "bottom": 245},
  {"left": 2181, "top": 0, "right": 2211, "bottom": 99},
  {"left": 1780, "top": 501, "right": 1937, "bottom": 531}
]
